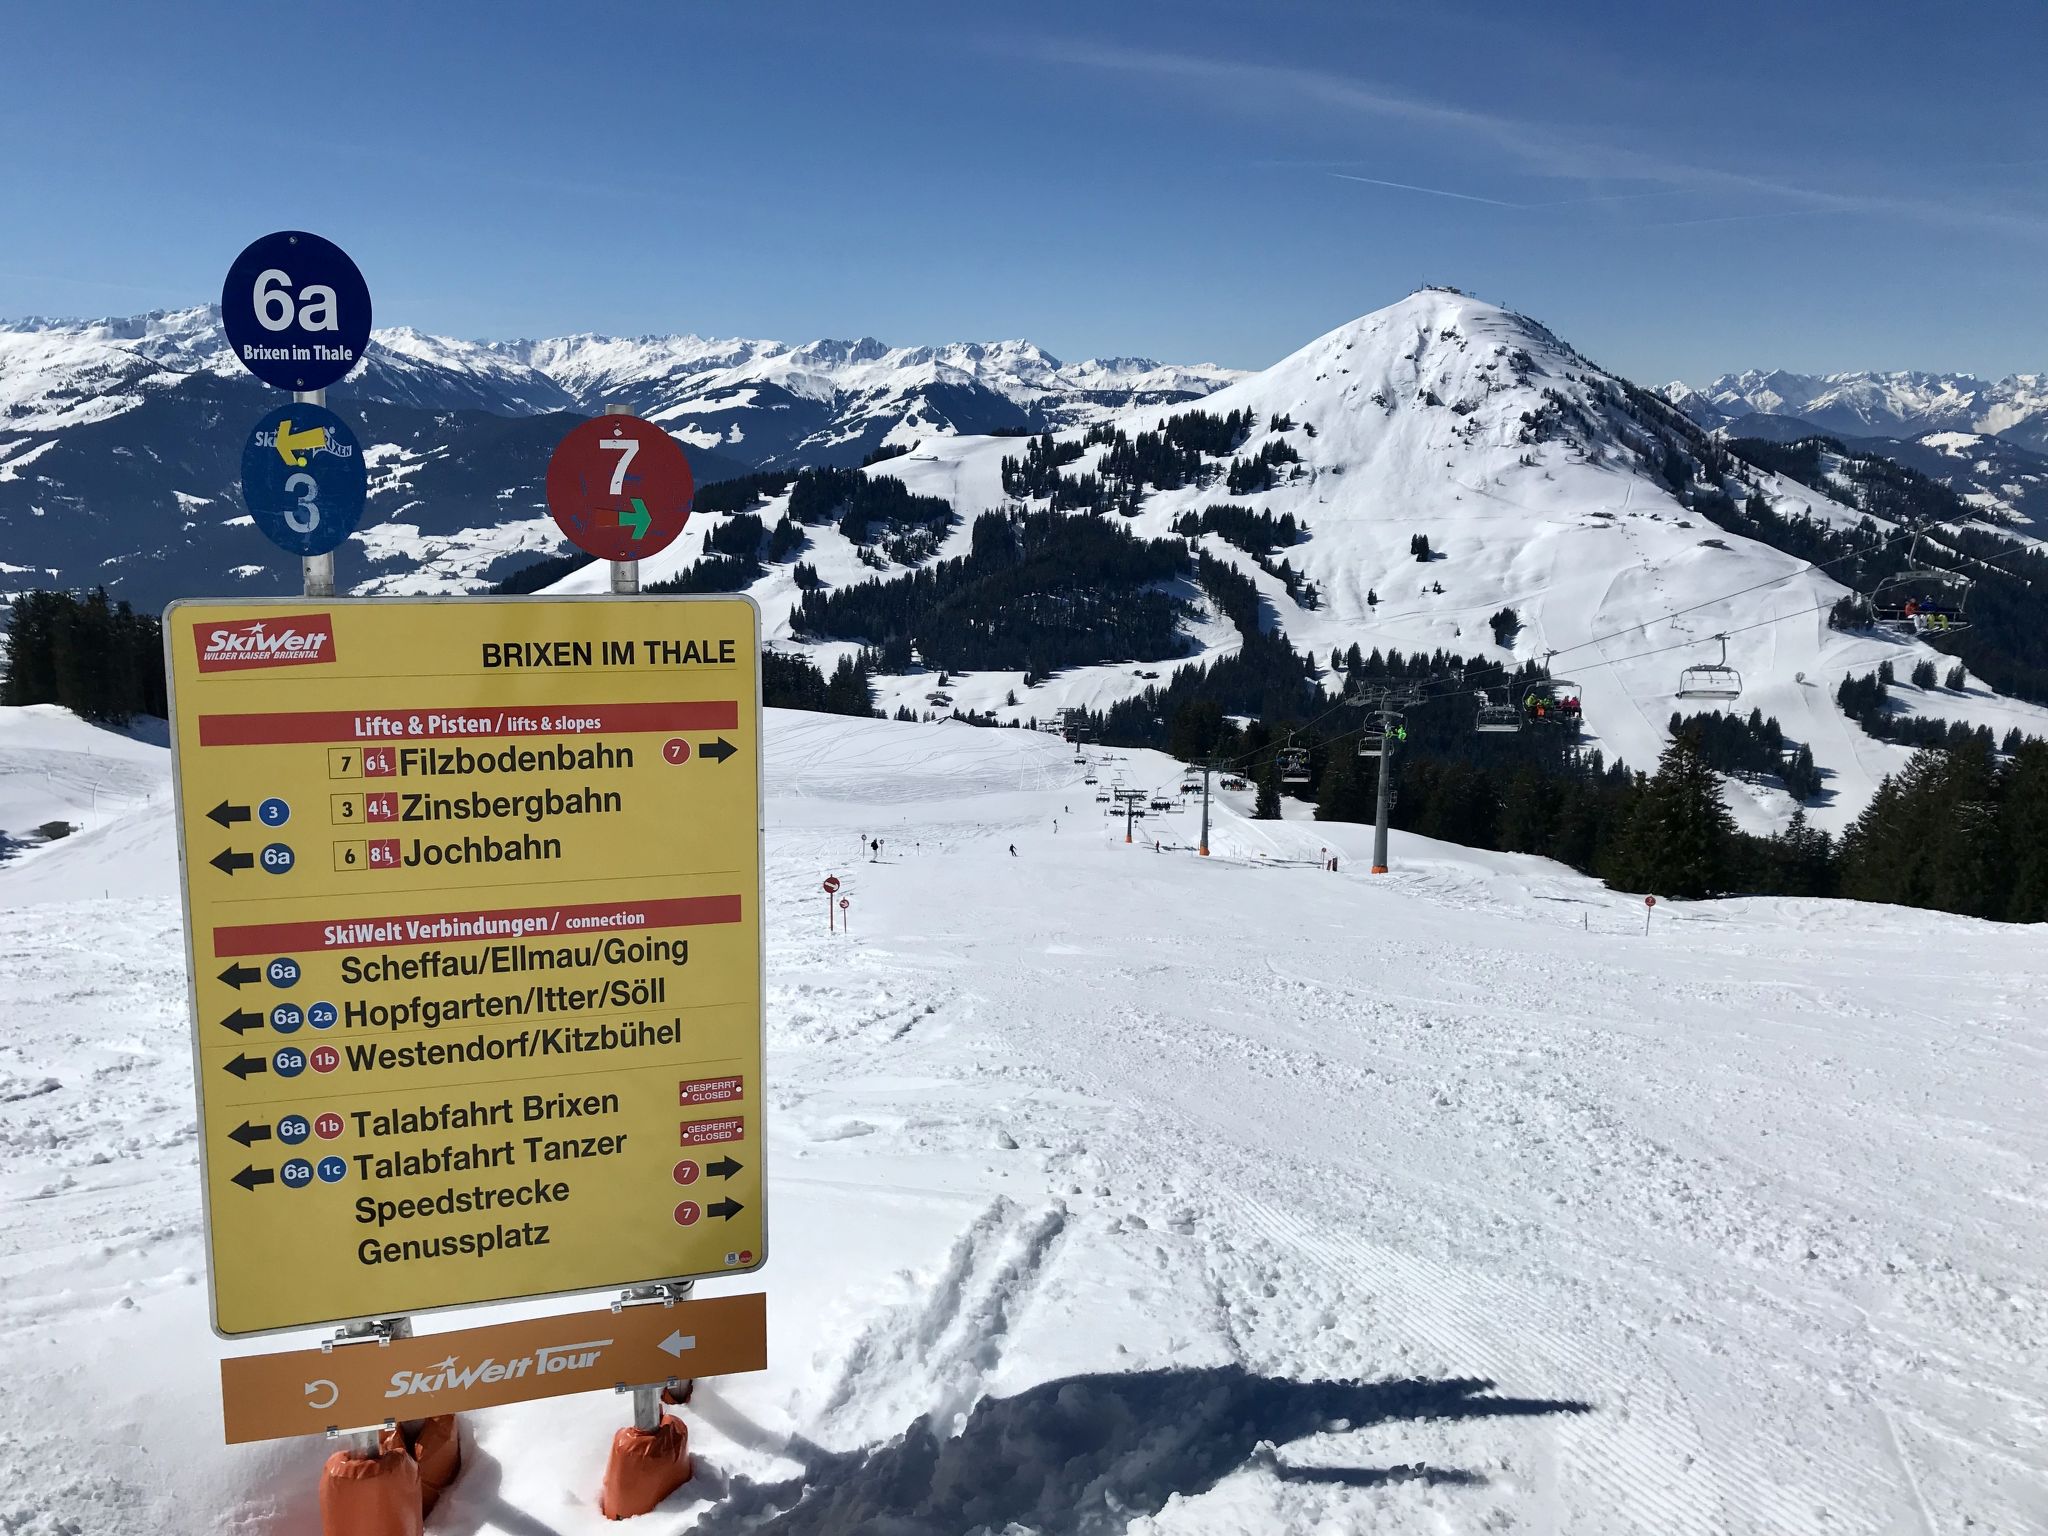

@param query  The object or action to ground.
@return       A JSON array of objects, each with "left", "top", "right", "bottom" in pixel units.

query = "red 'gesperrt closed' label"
[
  {"left": 679, "top": 1117, "right": 744, "bottom": 1147},
  {"left": 679, "top": 1075, "right": 743, "bottom": 1106}
]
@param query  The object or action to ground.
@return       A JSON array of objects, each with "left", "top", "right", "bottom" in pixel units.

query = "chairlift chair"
[
  {"left": 1277, "top": 744, "right": 1311, "bottom": 784},
  {"left": 1872, "top": 571, "right": 1972, "bottom": 636},
  {"left": 1522, "top": 677, "right": 1585, "bottom": 728},
  {"left": 1475, "top": 690, "right": 1522, "bottom": 734},
  {"left": 1357, "top": 730, "right": 1384, "bottom": 758},
  {"left": 1676, "top": 635, "right": 1743, "bottom": 700}
]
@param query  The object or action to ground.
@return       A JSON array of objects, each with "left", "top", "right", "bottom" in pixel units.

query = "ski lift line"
[
  {"left": 1197, "top": 532, "right": 2033, "bottom": 776},
  {"left": 1347, "top": 518, "right": 1928, "bottom": 662},
  {"left": 1339, "top": 522, "right": 2036, "bottom": 717}
]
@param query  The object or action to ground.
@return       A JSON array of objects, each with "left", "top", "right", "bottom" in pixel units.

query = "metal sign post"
[{"left": 295, "top": 389, "right": 338, "bottom": 598}]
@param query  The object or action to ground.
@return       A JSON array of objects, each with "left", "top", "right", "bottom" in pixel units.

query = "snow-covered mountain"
[
  {"left": 8, "top": 288, "right": 2046, "bottom": 837},
  {"left": 0, "top": 309, "right": 1237, "bottom": 600},
  {"left": 541, "top": 287, "right": 2048, "bottom": 836},
  {"left": 1659, "top": 394, "right": 2048, "bottom": 533},
  {"left": 1670, "top": 367, "right": 2048, "bottom": 452},
  {"left": 0, "top": 309, "right": 1236, "bottom": 440}
]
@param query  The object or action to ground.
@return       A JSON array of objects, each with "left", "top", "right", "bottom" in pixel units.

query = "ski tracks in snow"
[{"left": 817, "top": 1196, "right": 1069, "bottom": 1443}]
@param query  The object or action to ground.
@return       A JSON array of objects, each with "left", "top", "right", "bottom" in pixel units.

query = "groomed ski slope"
[{"left": 1, "top": 705, "right": 2043, "bottom": 1535}]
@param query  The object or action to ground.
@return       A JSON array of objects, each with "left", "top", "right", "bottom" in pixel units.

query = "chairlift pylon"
[{"left": 1676, "top": 634, "right": 1743, "bottom": 701}]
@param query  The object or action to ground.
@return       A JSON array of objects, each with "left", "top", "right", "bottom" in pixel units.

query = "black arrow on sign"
[
  {"left": 228, "top": 1120, "right": 272, "bottom": 1148},
  {"left": 211, "top": 849, "right": 253, "bottom": 875},
  {"left": 224, "top": 1053, "right": 267, "bottom": 1080},
  {"left": 217, "top": 1007, "right": 265, "bottom": 1037},
  {"left": 232, "top": 1165, "right": 275, "bottom": 1192},
  {"left": 698, "top": 738, "right": 738, "bottom": 764},
  {"left": 706, "top": 1197, "right": 744, "bottom": 1221},
  {"left": 207, "top": 801, "right": 251, "bottom": 829},
  {"left": 217, "top": 962, "right": 262, "bottom": 990},
  {"left": 705, "top": 1156, "right": 743, "bottom": 1180}
]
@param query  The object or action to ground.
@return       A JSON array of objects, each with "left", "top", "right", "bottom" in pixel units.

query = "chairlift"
[
  {"left": 1872, "top": 571, "right": 1972, "bottom": 635},
  {"left": 1475, "top": 690, "right": 1522, "bottom": 734},
  {"left": 1521, "top": 676, "right": 1584, "bottom": 728},
  {"left": 1676, "top": 634, "right": 1743, "bottom": 701},
  {"left": 1083, "top": 773, "right": 1097, "bottom": 785},
  {"left": 1357, "top": 708, "right": 1406, "bottom": 757},
  {"left": 1277, "top": 741, "right": 1311, "bottom": 785}
]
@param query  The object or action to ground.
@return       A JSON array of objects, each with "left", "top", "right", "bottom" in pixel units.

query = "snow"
[
  {"left": 1679, "top": 368, "right": 2048, "bottom": 450},
  {"left": 577, "top": 289, "right": 2048, "bottom": 837},
  {"left": 1, "top": 705, "right": 2043, "bottom": 1534},
  {"left": 0, "top": 439, "right": 59, "bottom": 482}
]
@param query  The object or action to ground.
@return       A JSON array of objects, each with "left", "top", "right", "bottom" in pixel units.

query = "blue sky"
[{"left": 4, "top": 1, "right": 2044, "bottom": 383}]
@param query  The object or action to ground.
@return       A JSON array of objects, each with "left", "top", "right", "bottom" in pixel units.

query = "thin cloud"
[
  {"left": 1327, "top": 173, "right": 1690, "bottom": 211},
  {"left": 1327, "top": 172, "right": 1520, "bottom": 208},
  {"left": 1641, "top": 208, "right": 1848, "bottom": 230},
  {"left": 1030, "top": 38, "right": 2048, "bottom": 239}
]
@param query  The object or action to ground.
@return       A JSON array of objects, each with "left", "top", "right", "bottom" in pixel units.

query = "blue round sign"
[
  {"left": 268, "top": 957, "right": 301, "bottom": 988},
  {"left": 316, "top": 1156, "right": 348, "bottom": 1184},
  {"left": 259, "top": 797, "right": 290, "bottom": 826},
  {"left": 308, "top": 1000, "right": 338, "bottom": 1030},
  {"left": 220, "top": 231, "right": 371, "bottom": 391},
  {"left": 241, "top": 404, "right": 366, "bottom": 557},
  {"left": 271, "top": 1003, "right": 304, "bottom": 1034},
  {"left": 281, "top": 1158, "right": 314, "bottom": 1188},
  {"left": 259, "top": 841, "right": 296, "bottom": 875},
  {"left": 277, "top": 1114, "right": 311, "bottom": 1145}
]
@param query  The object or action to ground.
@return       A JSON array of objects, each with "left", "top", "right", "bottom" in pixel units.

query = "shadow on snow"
[{"left": 681, "top": 1364, "right": 1590, "bottom": 1533}]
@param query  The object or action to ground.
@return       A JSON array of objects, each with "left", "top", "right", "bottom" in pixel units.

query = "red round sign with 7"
[{"left": 544, "top": 413, "right": 695, "bottom": 561}]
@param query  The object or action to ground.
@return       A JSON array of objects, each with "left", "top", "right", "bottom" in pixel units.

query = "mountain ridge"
[{"left": 1669, "top": 366, "right": 2048, "bottom": 452}]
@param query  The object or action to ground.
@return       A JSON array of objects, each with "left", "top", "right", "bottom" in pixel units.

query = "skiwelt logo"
[
  {"left": 196, "top": 614, "right": 337, "bottom": 673},
  {"left": 383, "top": 1338, "right": 613, "bottom": 1398}
]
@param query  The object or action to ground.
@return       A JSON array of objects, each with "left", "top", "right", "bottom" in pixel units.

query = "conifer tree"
[
  {"left": 1609, "top": 731, "right": 1735, "bottom": 898},
  {"left": 2002, "top": 741, "right": 2048, "bottom": 922},
  {"left": 1313, "top": 744, "right": 1367, "bottom": 823},
  {"left": 1253, "top": 757, "right": 1281, "bottom": 820}
]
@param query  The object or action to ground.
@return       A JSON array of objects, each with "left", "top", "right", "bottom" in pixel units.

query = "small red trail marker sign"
[{"left": 546, "top": 413, "right": 696, "bottom": 561}]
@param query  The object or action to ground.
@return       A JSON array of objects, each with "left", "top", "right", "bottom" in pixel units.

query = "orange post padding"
[
  {"left": 409, "top": 1417, "right": 462, "bottom": 1516},
  {"left": 599, "top": 1413, "right": 693, "bottom": 1520},
  {"left": 319, "top": 1442, "right": 423, "bottom": 1536}
]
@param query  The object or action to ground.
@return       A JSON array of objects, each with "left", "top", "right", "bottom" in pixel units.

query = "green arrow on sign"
[{"left": 620, "top": 498, "right": 651, "bottom": 540}]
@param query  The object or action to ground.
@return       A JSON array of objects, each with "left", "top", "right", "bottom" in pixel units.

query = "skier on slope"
[{"left": 1009, "top": 844, "right": 1017, "bottom": 857}]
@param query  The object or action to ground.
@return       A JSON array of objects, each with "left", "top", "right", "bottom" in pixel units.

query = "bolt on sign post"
[{"left": 163, "top": 596, "right": 766, "bottom": 1338}]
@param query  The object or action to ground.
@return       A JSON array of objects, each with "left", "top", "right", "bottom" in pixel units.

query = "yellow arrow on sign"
[{"left": 273, "top": 419, "right": 328, "bottom": 467}]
